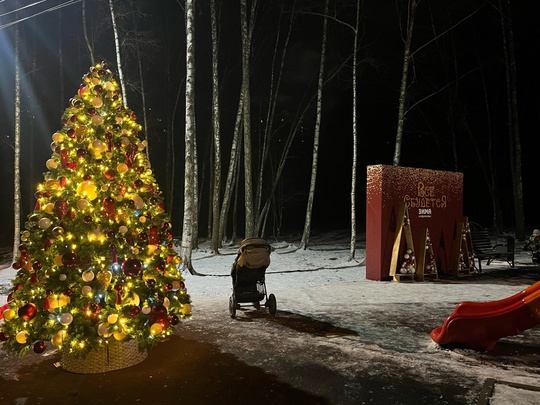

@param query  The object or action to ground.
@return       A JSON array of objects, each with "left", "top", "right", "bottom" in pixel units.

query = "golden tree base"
[{"left": 61, "top": 338, "right": 148, "bottom": 374}]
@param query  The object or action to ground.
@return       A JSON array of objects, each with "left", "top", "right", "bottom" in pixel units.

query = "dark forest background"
[{"left": 1, "top": 0, "right": 539, "bottom": 248}]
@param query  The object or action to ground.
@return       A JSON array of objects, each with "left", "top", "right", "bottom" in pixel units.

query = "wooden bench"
[{"left": 469, "top": 225, "right": 514, "bottom": 272}]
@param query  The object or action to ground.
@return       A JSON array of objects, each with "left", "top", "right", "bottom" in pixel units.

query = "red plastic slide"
[{"left": 431, "top": 281, "right": 540, "bottom": 351}]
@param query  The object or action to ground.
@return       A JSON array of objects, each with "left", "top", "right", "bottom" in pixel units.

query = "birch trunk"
[
  {"left": 13, "top": 21, "right": 21, "bottom": 262},
  {"left": 240, "top": 0, "right": 254, "bottom": 238},
  {"left": 82, "top": 0, "right": 95, "bottom": 65},
  {"left": 181, "top": 0, "right": 197, "bottom": 274},
  {"left": 210, "top": 0, "right": 222, "bottom": 252},
  {"left": 393, "top": 0, "right": 420, "bottom": 167},
  {"left": 349, "top": 0, "right": 360, "bottom": 261},
  {"left": 299, "top": 0, "right": 329, "bottom": 250},
  {"left": 108, "top": 0, "right": 128, "bottom": 107},
  {"left": 219, "top": 99, "right": 243, "bottom": 245}
]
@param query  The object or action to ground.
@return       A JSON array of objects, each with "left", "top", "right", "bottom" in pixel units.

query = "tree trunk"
[
  {"left": 240, "top": 0, "right": 254, "bottom": 238},
  {"left": 393, "top": 0, "right": 420, "bottom": 167},
  {"left": 181, "top": 0, "right": 197, "bottom": 274},
  {"left": 349, "top": 0, "right": 360, "bottom": 261},
  {"left": 219, "top": 99, "right": 243, "bottom": 245},
  {"left": 82, "top": 0, "right": 95, "bottom": 65},
  {"left": 299, "top": 0, "right": 329, "bottom": 250},
  {"left": 210, "top": 0, "right": 222, "bottom": 252},
  {"left": 500, "top": 0, "right": 524, "bottom": 239},
  {"left": 12, "top": 19, "right": 21, "bottom": 263},
  {"left": 108, "top": 0, "right": 128, "bottom": 107}
]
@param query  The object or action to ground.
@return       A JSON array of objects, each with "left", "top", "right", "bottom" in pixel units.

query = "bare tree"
[
  {"left": 240, "top": 0, "right": 256, "bottom": 238},
  {"left": 82, "top": 0, "right": 95, "bottom": 65},
  {"left": 218, "top": 99, "right": 243, "bottom": 245},
  {"left": 210, "top": 0, "right": 221, "bottom": 252},
  {"left": 12, "top": 17, "right": 21, "bottom": 263},
  {"left": 108, "top": 0, "right": 127, "bottom": 107},
  {"left": 393, "top": 0, "right": 421, "bottom": 166},
  {"left": 299, "top": 0, "right": 329, "bottom": 250},
  {"left": 349, "top": 0, "right": 360, "bottom": 261},
  {"left": 181, "top": 0, "right": 197, "bottom": 274}
]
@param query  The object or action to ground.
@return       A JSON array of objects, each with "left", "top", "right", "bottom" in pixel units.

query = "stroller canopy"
[{"left": 236, "top": 238, "right": 271, "bottom": 269}]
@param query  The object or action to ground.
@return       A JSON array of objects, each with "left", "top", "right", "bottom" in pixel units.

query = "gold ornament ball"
[
  {"left": 16, "top": 331, "right": 29, "bottom": 344},
  {"left": 181, "top": 304, "right": 192, "bottom": 316},
  {"left": 91, "top": 97, "right": 103, "bottom": 108},
  {"left": 3, "top": 309, "right": 16, "bottom": 321},
  {"left": 117, "top": 163, "right": 128, "bottom": 174},
  {"left": 91, "top": 115, "right": 103, "bottom": 125},
  {"left": 59, "top": 313, "right": 74, "bottom": 326},
  {"left": 82, "top": 271, "right": 95, "bottom": 282},
  {"left": 97, "top": 323, "right": 111, "bottom": 337},
  {"left": 51, "top": 330, "right": 66, "bottom": 347},
  {"left": 44, "top": 203, "right": 54, "bottom": 214},
  {"left": 113, "top": 331, "right": 127, "bottom": 341},
  {"left": 81, "top": 286, "right": 93, "bottom": 295},
  {"left": 52, "top": 132, "right": 64, "bottom": 143},
  {"left": 38, "top": 217, "right": 52, "bottom": 230},
  {"left": 46, "top": 159, "right": 58, "bottom": 169},
  {"left": 150, "top": 323, "right": 163, "bottom": 335},
  {"left": 77, "top": 199, "right": 89, "bottom": 210}
]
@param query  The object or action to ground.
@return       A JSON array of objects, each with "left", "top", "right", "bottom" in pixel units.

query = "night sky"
[{"left": 1, "top": 0, "right": 539, "bottom": 247}]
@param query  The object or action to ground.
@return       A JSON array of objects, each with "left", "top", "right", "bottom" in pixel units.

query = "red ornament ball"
[
  {"left": 150, "top": 304, "right": 168, "bottom": 322},
  {"left": 130, "top": 306, "right": 141, "bottom": 317},
  {"left": 155, "top": 261, "right": 166, "bottom": 272},
  {"left": 18, "top": 303, "right": 38, "bottom": 321},
  {"left": 104, "top": 169, "right": 116, "bottom": 180},
  {"left": 122, "top": 258, "right": 142, "bottom": 277},
  {"left": 62, "top": 252, "right": 79, "bottom": 268},
  {"left": 33, "top": 341, "right": 47, "bottom": 353},
  {"left": 169, "top": 315, "right": 180, "bottom": 325}
]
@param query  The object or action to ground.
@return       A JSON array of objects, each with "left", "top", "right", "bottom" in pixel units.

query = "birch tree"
[
  {"left": 12, "top": 18, "right": 21, "bottom": 263},
  {"left": 299, "top": 0, "right": 329, "bottom": 250},
  {"left": 218, "top": 99, "right": 243, "bottom": 245},
  {"left": 82, "top": 0, "right": 95, "bottom": 65},
  {"left": 210, "top": 0, "right": 221, "bottom": 252},
  {"left": 393, "top": 0, "right": 420, "bottom": 166},
  {"left": 181, "top": 0, "right": 197, "bottom": 274},
  {"left": 108, "top": 0, "right": 127, "bottom": 107},
  {"left": 349, "top": 0, "right": 360, "bottom": 261},
  {"left": 240, "top": 0, "right": 256, "bottom": 238}
]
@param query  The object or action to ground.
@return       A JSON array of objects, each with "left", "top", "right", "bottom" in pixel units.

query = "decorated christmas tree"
[{"left": 0, "top": 62, "right": 191, "bottom": 362}]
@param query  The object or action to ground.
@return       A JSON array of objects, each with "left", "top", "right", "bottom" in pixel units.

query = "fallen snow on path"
[{"left": 1, "top": 232, "right": 539, "bottom": 404}]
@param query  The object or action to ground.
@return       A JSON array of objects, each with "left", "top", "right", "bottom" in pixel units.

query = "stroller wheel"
[
  {"left": 267, "top": 294, "right": 277, "bottom": 316},
  {"left": 253, "top": 301, "right": 261, "bottom": 310},
  {"left": 229, "top": 295, "right": 237, "bottom": 319}
]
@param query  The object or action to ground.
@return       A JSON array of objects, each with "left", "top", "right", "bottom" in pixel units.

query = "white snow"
[{"left": 1, "top": 231, "right": 539, "bottom": 404}]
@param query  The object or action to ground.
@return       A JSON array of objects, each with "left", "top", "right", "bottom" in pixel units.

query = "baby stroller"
[{"left": 229, "top": 237, "right": 277, "bottom": 319}]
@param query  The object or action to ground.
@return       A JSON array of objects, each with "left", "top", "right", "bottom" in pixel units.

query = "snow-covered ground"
[{"left": 1, "top": 230, "right": 539, "bottom": 404}]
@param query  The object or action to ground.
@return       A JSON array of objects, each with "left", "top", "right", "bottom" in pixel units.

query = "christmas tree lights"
[{"left": 0, "top": 62, "right": 191, "bottom": 359}]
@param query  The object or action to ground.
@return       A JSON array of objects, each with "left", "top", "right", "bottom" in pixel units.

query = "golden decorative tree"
[{"left": 0, "top": 62, "right": 191, "bottom": 361}]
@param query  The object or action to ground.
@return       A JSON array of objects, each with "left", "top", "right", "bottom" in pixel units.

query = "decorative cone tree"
[{"left": 0, "top": 62, "right": 191, "bottom": 361}]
